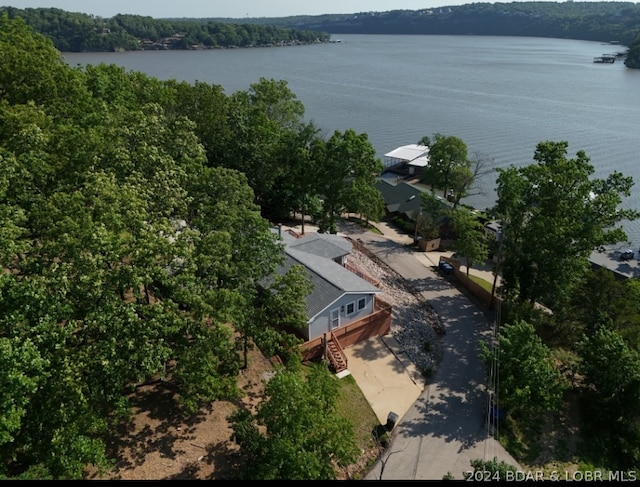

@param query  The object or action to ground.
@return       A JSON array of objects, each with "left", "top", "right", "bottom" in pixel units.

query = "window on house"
[
  {"left": 346, "top": 302, "right": 355, "bottom": 315},
  {"left": 358, "top": 297, "right": 366, "bottom": 310}
]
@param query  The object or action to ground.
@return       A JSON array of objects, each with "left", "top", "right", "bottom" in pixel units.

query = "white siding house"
[{"left": 273, "top": 230, "right": 382, "bottom": 342}]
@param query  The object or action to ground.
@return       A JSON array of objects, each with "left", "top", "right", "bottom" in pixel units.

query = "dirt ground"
[
  {"left": 87, "top": 345, "right": 376, "bottom": 480},
  {"left": 87, "top": 346, "right": 276, "bottom": 480}
]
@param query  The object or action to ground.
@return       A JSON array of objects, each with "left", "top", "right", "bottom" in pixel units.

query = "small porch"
[{"left": 299, "top": 299, "right": 393, "bottom": 373}]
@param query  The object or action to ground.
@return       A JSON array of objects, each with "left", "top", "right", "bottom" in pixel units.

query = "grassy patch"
[
  {"left": 336, "top": 373, "right": 381, "bottom": 451},
  {"left": 469, "top": 273, "right": 494, "bottom": 292},
  {"left": 495, "top": 415, "right": 530, "bottom": 460}
]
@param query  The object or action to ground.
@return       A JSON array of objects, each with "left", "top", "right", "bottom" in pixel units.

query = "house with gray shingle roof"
[
  {"left": 375, "top": 179, "right": 454, "bottom": 218},
  {"left": 375, "top": 179, "right": 430, "bottom": 221},
  {"left": 273, "top": 229, "right": 383, "bottom": 342}
]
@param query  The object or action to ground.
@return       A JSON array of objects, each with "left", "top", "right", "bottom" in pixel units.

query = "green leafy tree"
[
  {"left": 0, "top": 14, "right": 88, "bottom": 108},
  {"left": 246, "top": 77, "right": 305, "bottom": 130},
  {"left": 185, "top": 164, "right": 284, "bottom": 370},
  {"left": 167, "top": 79, "right": 232, "bottom": 167},
  {"left": 419, "top": 133, "right": 471, "bottom": 199},
  {"left": 447, "top": 163, "right": 473, "bottom": 207},
  {"left": 622, "top": 279, "right": 640, "bottom": 350},
  {"left": 0, "top": 114, "right": 250, "bottom": 476},
  {"left": 315, "top": 129, "right": 383, "bottom": 233},
  {"left": 0, "top": 16, "right": 288, "bottom": 479},
  {"left": 83, "top": 63, "right": 176, "bottom": 110},
  {"left": 0, "top": 337, "right": 47, "bottom": 451},
  {"left": 451, "top": 206, "right": 489, "bottom": 277},
  {"left": 263, "top": 120, "right": 323, "bottom": 227},
  {"left": 480, "top": 320, "right": 567, "bottom": 419},
  {"left": 346, "top": 177, "right": 385, "bottom": 226},
  {"left": 229, "top": 364, "right": 360, "bottom": 479},
  {"left": 578, "top": 327, "right": 640, "bottom": 469},
  {"left": 254, "top": 264, "right": 311, "bottom": 367},
  {"left": 558, "top": 267, "right": 640, "bottom": 348},
  {"left": 415, "top": 190, "right": 448, "bottom": 241},
  {"left": 624, "top": 33, "right": 640, "bottom": 69},
  {"left": 258, "top": 264, "right": 312, "bottom": 332},
  {"left": 223, "top": 78, "right": 307, "bottom": 215},
  {"left": 449, "top": 151, "right": 494, "bottom": 208},
  {"left": 493, "top": 141, "right": 640, "bottom": 309}
]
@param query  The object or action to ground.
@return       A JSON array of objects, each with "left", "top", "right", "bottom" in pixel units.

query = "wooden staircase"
[{"left": 325, "top": 333, "right": 348, "bottom": 374}]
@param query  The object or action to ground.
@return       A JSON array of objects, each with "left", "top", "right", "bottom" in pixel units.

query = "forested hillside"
[
  {"left": 0, "top": 6, "right": 330, "bottom": 51},
  {"left": 1, "top": 2, "right": 640, "bottom": 67},
  {"left": 251, "top": 1, "right": 640, "bottom": 44},
  {"left": 0, "top": 14, "right": 382, "bottom": 479},
  {"left": 2, "top": 2, "right": 640, "bottom": 49},
  {"left": 221, "top": 1, "right": 640, "bottom": 68}
]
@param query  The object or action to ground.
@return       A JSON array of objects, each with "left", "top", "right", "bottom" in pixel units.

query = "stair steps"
[{"left": 327, "top": 339, "right": 347, "bottom": 373}]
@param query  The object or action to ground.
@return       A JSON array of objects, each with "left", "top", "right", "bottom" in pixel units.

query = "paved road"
[{"left": 345, "top": 228, "right": 521, "bottom": 481}]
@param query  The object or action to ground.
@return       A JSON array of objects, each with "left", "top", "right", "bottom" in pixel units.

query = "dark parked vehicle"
[{"left": 620, "top": 249, "right": 634, "bottom": 261}]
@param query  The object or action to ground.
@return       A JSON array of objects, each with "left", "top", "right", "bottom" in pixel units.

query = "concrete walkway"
[{"left": 336, "top": 221, "right": 520, "bottom": 481}]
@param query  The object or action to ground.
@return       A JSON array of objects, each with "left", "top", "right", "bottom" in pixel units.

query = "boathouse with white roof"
[{"left": 383, "top": 143, "right": 430, "bottom": 176}]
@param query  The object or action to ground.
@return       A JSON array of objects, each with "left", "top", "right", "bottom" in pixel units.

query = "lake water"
[{"left": 63, "top": 34, "right": 640, "bottom": 247}]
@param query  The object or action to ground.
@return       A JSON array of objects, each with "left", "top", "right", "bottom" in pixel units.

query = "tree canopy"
[
  {"left": 0, "top": 14, "right": 383, "bottom": 479},
  {"left": 0, "top": 7, "right": 330, "bottom": 52},
  {"left": 418, "top": 133, "right": 471, "bottom": 201},
  {"left": 314, "top": 129, "right": 384, "bottom": 233},
  {"left": 9, "top": 8, "right": 640, "bottom": 479},
  {"left": 229, "top": 365, "right": 360, "bottom": 480},
  {"left": 492, "top": 140, "right": 640, "bottom": 309},
  {"left": 480, "top": 320, "right": 567, "bottom": 419},
  {"left": 271, "top": 2, "right": 640, "bottom": 49},
  {"left": 579, "top": 327, "right": 640, "bottom": 469},
  {"left": 5, "top": 2, "right": 640, "bottom": 55},
  {"left": 450, "top": 206, "right": 489, "bottom": 277}
]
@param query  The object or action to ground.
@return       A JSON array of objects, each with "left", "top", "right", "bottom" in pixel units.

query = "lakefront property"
[{"left": 271, "top": 227, "right": 392, "bottom": 372}]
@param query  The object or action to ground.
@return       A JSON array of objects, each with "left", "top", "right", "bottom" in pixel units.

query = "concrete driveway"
[
  {"left": 342, "top": 334, "right": 425, "bottom": 426},
  {"left": 336, "top": 221, "right": 521, "bottom": 481}
]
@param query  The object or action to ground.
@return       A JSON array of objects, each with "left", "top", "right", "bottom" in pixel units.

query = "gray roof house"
[
  {"left": 374, "top": 179, "right": 430, "bottom": 221},
  {"left": 273, "top": 229, "right": 383, "bottom": 343}
]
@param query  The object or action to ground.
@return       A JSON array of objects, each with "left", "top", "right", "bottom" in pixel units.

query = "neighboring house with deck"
[{"left": 270, "top": 228, "right": 392, "bottom": 372}]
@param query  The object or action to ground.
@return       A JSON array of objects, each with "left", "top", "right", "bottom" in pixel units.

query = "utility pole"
[
  {"left": 489, "top": 224, "right": 504, "bottom": 311},
  {"left": 414, "top": 209, "right": 422, "bottom": 243}
]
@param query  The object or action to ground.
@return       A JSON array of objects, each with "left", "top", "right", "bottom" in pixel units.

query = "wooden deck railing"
[{"left": 299, "top": 300, "right": 392, "bottom": 363}]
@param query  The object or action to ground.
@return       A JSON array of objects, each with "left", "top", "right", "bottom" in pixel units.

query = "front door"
[{"left": 330, "top": 308, "right": 340, "bottom": 330}]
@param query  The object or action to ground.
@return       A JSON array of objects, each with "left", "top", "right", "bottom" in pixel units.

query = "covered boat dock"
[{"left": 383, "top": 144, "right": 430, "bottom": 176}]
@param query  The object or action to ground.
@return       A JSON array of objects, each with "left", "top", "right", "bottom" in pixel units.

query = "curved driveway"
[{"left": 340, "top": 224, "right": 521, "bottom": 481}]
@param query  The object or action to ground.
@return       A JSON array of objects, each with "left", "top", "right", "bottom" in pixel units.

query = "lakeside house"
[{"left": 268, "top": 227, "right": 392, "bottom": 372}]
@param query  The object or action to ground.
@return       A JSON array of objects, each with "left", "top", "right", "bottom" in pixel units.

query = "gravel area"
[{"left": 348, "top": 247, "right": 445, "bottom": 375}]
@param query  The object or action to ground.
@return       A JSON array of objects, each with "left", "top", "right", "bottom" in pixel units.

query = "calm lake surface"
[{"left": 64, "top": 34, "right": 640, "bottom": 247}]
